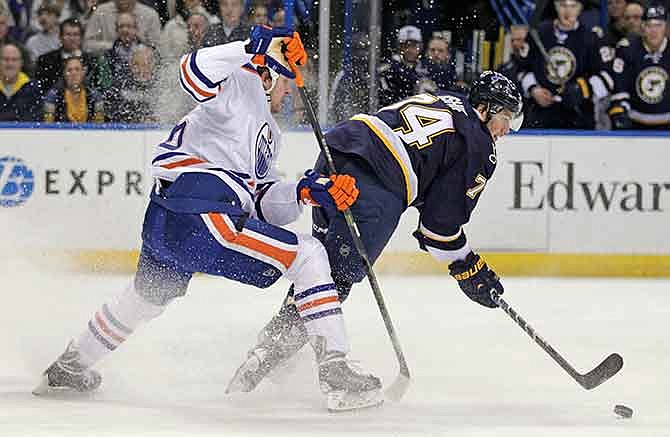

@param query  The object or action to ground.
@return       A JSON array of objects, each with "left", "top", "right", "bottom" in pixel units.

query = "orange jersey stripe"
[
  {"left": 161, "top": 157, "right": 207, "bottom": 169},
  {"left": 297, "top": 295, "right": 339, "bottom": 312},
  {"left": 208, "top": 213, "right": 297, "bottom": 269},
  {"left": 181, "top": 55, "right": 217, "bottom": 98},
  {"left": 94, "top": 312, "right": 126, "bottom": 343}
]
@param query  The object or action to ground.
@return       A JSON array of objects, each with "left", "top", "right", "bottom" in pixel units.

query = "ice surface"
[{"left": 1, "top": 259, "right": 669, "bottom": 436}]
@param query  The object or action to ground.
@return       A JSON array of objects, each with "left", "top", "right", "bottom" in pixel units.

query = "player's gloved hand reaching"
[
  {"left": 449, "top": 252, "right": 503, "bottom": 308},
  {"left": 245, "top": 25, "right": 305, "bottom": 79},
  {"left": 297, "top": 170, "right": 359, "bottom": 213}
]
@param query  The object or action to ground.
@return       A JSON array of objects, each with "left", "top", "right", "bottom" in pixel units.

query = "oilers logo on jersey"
[
  {"left": 255, "top": 122, "right": 275, "bottom": 179},
  {"left": 636, "top": 66, "right": 668, "bottom": 104},
  {"left": 546, "top": 46, "right": 577, "bottom": 85}
]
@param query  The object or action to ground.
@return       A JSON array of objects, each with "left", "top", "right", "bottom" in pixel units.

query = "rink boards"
[{"left": 1, "top": 125, "right": 669, "bottom": 276}]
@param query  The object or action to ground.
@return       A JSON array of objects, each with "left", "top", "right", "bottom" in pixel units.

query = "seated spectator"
[
  {"left": 606, "top": 0, "right": 629, "bottom": 45},
  {"left": 499, "top": 25, "right": 529, "bottom": 90},
  {"left": 105, "top": 45, "right": 157, "bottom": 122},
  {"left": 0, "top": 43, "right": 42, "bottom": 121},
  {"left": 35, "top": 18, "right": 98, "bottom": 93},
  {"left": 378, "top": 25, "right": 423, "bottom": 107},
  {"left": 43, "top": 56, "right": 104, "bottom": 122},
  {"left": 1, "top": 9, "right": 31, "bottom": 71},
  {"left": 247, "top": 1, "right": 268, "bottom": 26},
  {"left": 30, "top": 0, "right": 96, "bottom": 33},
  {"left": 417, "top": 31, "right": 457, "bottom": 93},
  {"left": 25, "top": 4, "right": 61, "bottom": 63},
  {"left": 96, "top": 12, "right": 146, "bottom": 90},
  {"left": 1, "top": 0, "right": 29, "bottom": 41},
  {"left": 156, "top": 12, "right": 210, "bottom": 122},
  {"left": 622, "top": 1, "right": 644, "bottom": 37},
  {"left": 271, "top": 7, "right": 285, "bottom": 27},
  {"left": 83, "top": 0, "right": 160, "bottom": 56},
  {"left": 203, "top": 0, "right": 247, "bottom": 47},
  {"left": 159, "top": 0, "right": 213, "bottom": 62},
  {"left": 609, "top": 4, "right": 670, "bottom": 129}
]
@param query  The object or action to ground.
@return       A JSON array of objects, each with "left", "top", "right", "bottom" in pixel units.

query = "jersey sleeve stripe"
[
  {"left": 189, "top": 50, "right": 218, "bottom": 88},
  {"left": 180, "top": 54, "right": 217, "bottom": 100},
  {"left": 350, "top": 114, "right": 418, "bottom": 206}
]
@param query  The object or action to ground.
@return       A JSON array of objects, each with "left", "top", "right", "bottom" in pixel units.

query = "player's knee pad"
[
  {"left": 134, "top": 248, "right": 191, "bottom": 306},
  {"left": 285, "top": 234, "right": 333, "bottom": 288}
]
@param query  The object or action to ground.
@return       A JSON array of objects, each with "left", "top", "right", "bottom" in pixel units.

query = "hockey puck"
[{"left": 614, "top": 404, "right": 633, "bottom": 418}]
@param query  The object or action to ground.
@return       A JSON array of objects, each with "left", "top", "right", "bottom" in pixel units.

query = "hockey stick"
[
  {"left": 490, "top": 289, "right": 623, "bottom": 390},
  {"left": 289, "top": 63, "right": 410, "bottom": 402}
]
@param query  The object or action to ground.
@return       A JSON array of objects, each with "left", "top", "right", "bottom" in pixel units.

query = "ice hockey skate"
[
  {"left": 32, "top": 340, "right": 101, "bottom": 396},
  {"left": 316, "top": 347, "right": 383, "bottom": 412},
  {"left": 226, "top": 302, "right": 309, "bottom": 394}
]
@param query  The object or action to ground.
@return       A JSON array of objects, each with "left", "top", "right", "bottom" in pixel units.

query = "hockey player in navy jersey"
[
  {"left": 609, "top": 4, "right": 670, "bottom": 129},
  {"left": 227, "top": 71, "right": 524, "bottom": 394},
  {"left": 520, "top": 0, "right": 613, "bottom": 129},
  {"left": 33, "top": 26, "right": 384, "bottom": 412}
]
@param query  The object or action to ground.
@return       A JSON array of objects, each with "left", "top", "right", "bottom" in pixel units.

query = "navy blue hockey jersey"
[
  {"left": 610, "top": 36, "right": 670, "bottom": 127},
  {"left": 521, "top": 20, "right": 613, "bottom": 100},
  {"left": 324, "top": 92, "right": 496, "bottom": 247}
]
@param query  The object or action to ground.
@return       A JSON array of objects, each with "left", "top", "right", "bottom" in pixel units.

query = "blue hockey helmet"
[{"left": 468, "top": 71, "right": 524, "bottom": 131}]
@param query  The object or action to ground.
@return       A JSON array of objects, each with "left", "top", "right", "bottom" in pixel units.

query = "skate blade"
[
  {"left": 225, "top": 356, "right": 261, "bottom": 394},
  {"left": 32, "top": 374, "right": 51, "bottom": 396},
  {"left": 326, "top": 388, "right": 384, "bottom": 412}
]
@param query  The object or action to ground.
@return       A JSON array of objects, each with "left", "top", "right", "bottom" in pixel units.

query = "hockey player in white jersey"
[{"left": 33, "top": 25, "right": 383, "bottom": 412}]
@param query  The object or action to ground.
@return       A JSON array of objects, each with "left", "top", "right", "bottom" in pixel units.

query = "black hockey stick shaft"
[
  {"left": 291, "top": 67, "right": 411, "bottom": 388},
  {"left": 490, "top": 289, "right": 623, "bottom": 390}
]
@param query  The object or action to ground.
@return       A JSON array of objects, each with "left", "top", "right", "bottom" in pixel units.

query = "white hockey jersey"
[{"left": 151, "top": 41, "right": 302, "bottom": 225}]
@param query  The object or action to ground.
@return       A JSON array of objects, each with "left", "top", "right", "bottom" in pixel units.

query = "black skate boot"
[
  {"left": 226, "top": 299, "right": 309, "bottom": 393},
  {"left": 314, "top": 339, "right": 383, "bottom": 412},
  {"left": 32, "top": 340, "right": 102, "bottom": 395}
]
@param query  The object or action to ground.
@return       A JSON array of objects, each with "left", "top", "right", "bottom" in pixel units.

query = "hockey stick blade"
[
  {"left": 576, "top": 353, "right": 624, "bottom": 390},
  {"left": 384, "top": 371, "right": 411, "bottom": 402}
]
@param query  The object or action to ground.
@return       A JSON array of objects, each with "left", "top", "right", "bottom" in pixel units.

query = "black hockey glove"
[
  {"left": 561, "top": 78, "right": 590, "bottom": 109},
  {"left": 448, "top": 252, "right": 503, "bottom": 308},
  {"left": 609, "top": 106, "right": 632, "bottom": 130}
]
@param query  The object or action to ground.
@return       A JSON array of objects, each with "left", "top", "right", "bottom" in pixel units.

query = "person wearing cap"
[
  {"left": 608, "top": 4, "right": 670, "bottom": 129},
  {"left": 378, "top": 24, "right": 423, "bottom": 107},
  {"left": 519, "top": 0, "right": 614, "bottom": 128},
  {"left": 25, "top": 3, "right": 61, "bottom": 63}
]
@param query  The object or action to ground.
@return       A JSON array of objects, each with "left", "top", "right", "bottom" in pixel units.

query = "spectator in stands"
[
  {"left": 608, "top": 4, "right": 670, "bottom": 129},
  {"left": 96, "top": 12, "right": 146, "bottom": 90},
  {"left": 606, "top": 0, "right": 628, "bottom": 44},
  {"left": 499, "top": 24, "right": 529, "bottom": 90},
  {"left": 247, "top": 1, "right": 268, "bottom": 26},
  {"left": 417, "top": 31, "right": 457, "bottom": 94},
  {"left": 25, "top": 4, "right": 61, "bottom": 63},
  {"left": 35, "top": 18, "right": 98, "bottom": 92},
  {"left": 622, "top": 1, "right": 644, "bottom": 37},
  {"left": 203, "top": 0, "right": 247, "bottom": 47},
  {"left": 329, "top": 31, "right": 370, "bottom": 123},
  {"left": 159, "top": 0, "right": 213, "bottom": 62},
  {"left": 156, "top": 12, "right": 209, "bottom": 122},
  {"left": 30, "top": 0, "right": 96, "bottom": 32},
  {"left": 271, "top": 7, "right": 284, "bottom": 27},
  {"left": 0, "top": 43, "right": 42, "bottom": 121},
  {"left": 1, "top": 0, "right": 28, "bottom": 41},
  {"left": 83, "top": 0, "right": 160, "bottom": 55},
  {"left": 106, "top": 45, "right": 157, "bottom": 122},
  {"left": 378, "top": 24, "right": 423, "bottom": 107},
  {"left": 43, "top": 56, "right": 104, "bottom": 122},
  {"left": 1, "top": 9, "right": 31, "bottom": 70}
]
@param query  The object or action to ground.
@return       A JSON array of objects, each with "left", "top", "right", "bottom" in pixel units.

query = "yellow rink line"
[{"left": 52, "top": 250, "right": 670, "bottom": 277}]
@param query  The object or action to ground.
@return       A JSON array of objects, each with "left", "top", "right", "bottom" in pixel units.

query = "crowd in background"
[{"left": 0, "top": 0, "right": 669, "bottom": 129}]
